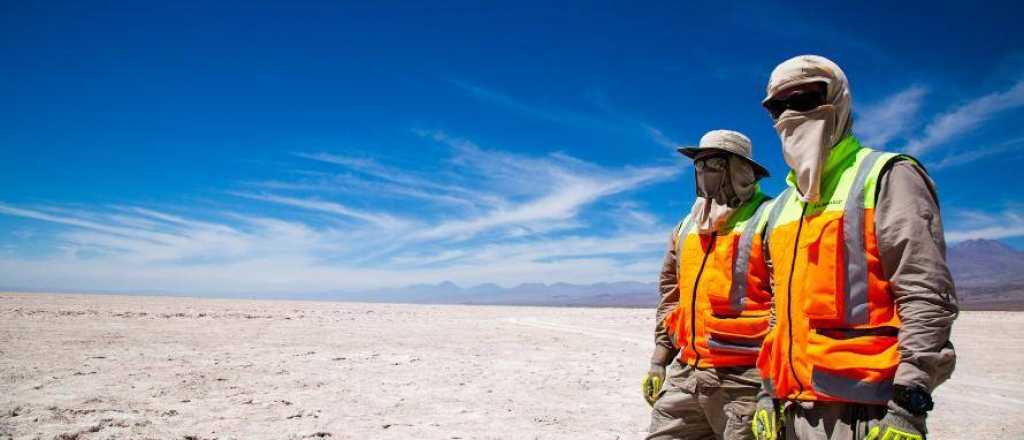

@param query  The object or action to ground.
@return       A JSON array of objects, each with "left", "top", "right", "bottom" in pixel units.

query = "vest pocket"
[
  {"left": 800, "top": 215, "right": 844, "bottom": 323},
  {"left": 806, "top": 329, "right": 899, "bottom": 404},
  {"left": 706, "top": 314, "right": 769, "bottom": 355}
]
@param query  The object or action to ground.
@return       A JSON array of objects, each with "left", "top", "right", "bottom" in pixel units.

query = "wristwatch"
[{"left": 893, "top": 384, "right": 934, "bottom": 416}]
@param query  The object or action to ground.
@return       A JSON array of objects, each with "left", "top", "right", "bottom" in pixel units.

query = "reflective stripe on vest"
[
  {"left": 674, "top": 215, "right": 696, "bottom": 262},
  {"left": 764, "top": 151, "right": 888, "bottom": 327},
  {"left": 843, "top": 150, "right": 885, "bottom": 326},
  {"left": 708, "top": 336, "right": 762, "bottom": 354},
  {"left": 764, "top": 187, "right": 793, "bottom": 236},
  {"left": 812, "top": 368, "right": 893, "bottom": 403},
  {"left": 726, "top": 199, "right": 772, "bottom": 315}
]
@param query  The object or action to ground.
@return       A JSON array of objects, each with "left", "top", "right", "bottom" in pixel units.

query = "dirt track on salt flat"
[{"left": 1, "top": 293, "right": 1021, "bottom": 439}]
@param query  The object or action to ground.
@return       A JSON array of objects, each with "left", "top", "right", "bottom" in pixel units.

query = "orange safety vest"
[
  {"left": 664, "top": 191, "right": 773, "bottom": 369},
  {"left": 757, "top": 136, "right": 910, "bottom": 404}
]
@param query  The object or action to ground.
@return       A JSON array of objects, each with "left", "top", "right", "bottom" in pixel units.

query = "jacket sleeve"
[
  {"left": 651, "top": 227, "right": 681, "bottom": 366},
  {"left": 875, "top": 159, "right": 958, "bottom": 392}
]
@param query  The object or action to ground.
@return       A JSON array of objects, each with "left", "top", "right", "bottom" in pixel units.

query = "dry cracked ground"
[{"left": 0, "top": 293, "right": 1021, "bottom": 439}]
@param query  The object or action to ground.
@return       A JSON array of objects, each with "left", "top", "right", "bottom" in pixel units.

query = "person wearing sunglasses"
[
  {"left": 750, "top": 55, "right": 958, "bottom": 440},
  {"left": 644, "top": 129, "right": 773, "bottom": 440}
]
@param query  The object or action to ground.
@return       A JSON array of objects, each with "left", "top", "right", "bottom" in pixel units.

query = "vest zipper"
[
  {"left": 689, "top": 233, "right": 716, "bottom": 367},
  {"left": 786, "top": 202, "right": 808, "bottom": 395}
]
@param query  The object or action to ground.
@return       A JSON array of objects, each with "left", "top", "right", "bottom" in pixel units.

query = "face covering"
[
  {"left": 689, "top": 197, "right": 733, "bottom": 235},
  {"left": 764, "top": 55, "right": 854, "bottom": 203},
  {"left": 696, "top": 164, "right": 728, "bottom": 203},
  {"left": 690, "top": 156, "right": 757, "bottom": 233},
  {"left": 774, "top": 104, "right": 837, "bottom": 203}
]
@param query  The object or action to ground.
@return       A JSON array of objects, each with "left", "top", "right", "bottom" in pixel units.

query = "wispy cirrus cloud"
[
  {"left": 854, "top": 80, "right": 1024, "bottom": 171},
  {"left": 448, "top": 79, "right": 605, "bottom": 129},
  {"left": 294, "top": 151, "right": 507, "bottom": 208},
  {"left": 410, "top": 130, "right": 678, "bottom": 241},
  {"left": 945, "top": 207, "right": 1024, "bottom": 243},
  {"left": 229, "top": 192, "right": 409, "bottom": 229},
  {"left": 643, "top": 124, "right": 682, "bottom": 150},
  {"left": 932, "top": 136, "right": 1024, "bottom": 170},
  {"left": 0, "top": 204, "right": 187, "bottom": 245},
  {"left": 855, "top": 85, "right": 928, "bottom": 147},
  {"left": 0, "top": 204, "right": 312, "bottom": 264},
  {"left": 906, "top": 80, "right": 1024, "bottom": 155},
  {"left": 448, "top": 79, "right": 683, "bottom": 150},
  {"left": 0, "top": 130, "right": 679, "bottom": 294}
]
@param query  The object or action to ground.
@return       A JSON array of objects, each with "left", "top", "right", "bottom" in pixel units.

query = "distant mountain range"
[
  {"left": 329, "top": 280, "right": 657, "bottom": 308},
  {"left": 333, "top": 238, "right": 1024, "bottom": 310},
  {"left": 945, "top": 239, "right": 1024, "bottom": 310},
  {"left": 6, "top": 239, "right": 1022, "bottom": 310}
]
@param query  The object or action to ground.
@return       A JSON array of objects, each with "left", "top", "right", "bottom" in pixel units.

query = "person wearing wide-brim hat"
[
  {"left": 677, "top": 129, "right": 771, "bottom": 181},
  {"left": 643, "top": 129, "right": 774, "bottom": 440}
]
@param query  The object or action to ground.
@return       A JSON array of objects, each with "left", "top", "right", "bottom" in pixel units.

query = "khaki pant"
[
  {"left": 784, "top": 401, "right": 888, "bottom": 440},
  {"left": 646, "top": 362, "right": 759, "bottom": 440}
]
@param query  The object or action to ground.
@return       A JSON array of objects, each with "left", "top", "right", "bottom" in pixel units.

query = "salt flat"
[{"left": 1, "top": 293, "right": 1020, "bottom": 439}]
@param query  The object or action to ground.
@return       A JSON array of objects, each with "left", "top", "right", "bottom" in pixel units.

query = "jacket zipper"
[
  {"left": 786, "top": 202, "right": 808, "bottom": 395},
  {"left": 689, "top": 234, "right": 716, "bottom": 367}
]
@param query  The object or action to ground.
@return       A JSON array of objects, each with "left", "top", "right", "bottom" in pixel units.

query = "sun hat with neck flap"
[{"left": 677, "top": 129, "right": 770, "bottom": 179}]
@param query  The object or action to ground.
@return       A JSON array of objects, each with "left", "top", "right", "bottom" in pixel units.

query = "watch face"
[
  {"left": 899, "top": 387, "right": 934, "bottom": 415},
  {"left": 912, "top": 390, "right": 934, "bottom": 412}
]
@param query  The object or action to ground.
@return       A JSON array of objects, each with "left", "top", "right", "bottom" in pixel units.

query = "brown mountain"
[
  {"left": 326, "top": 239, "right": 1024, "bottom": 310},
  {"left": 947, "top": 239, "right": 1024, "bottom": 310}
]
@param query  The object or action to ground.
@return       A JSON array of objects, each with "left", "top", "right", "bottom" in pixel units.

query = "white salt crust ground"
[{"left": 1, "top": 293, "right": 1020, "bottom": 439}]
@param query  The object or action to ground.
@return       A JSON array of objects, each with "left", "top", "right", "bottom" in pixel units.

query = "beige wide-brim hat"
[{"left": 677, "top": 129, "right": 770, "bottom": 179}]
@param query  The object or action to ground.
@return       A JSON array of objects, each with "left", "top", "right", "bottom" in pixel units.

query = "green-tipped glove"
[
  {"left": 866, "top": 405, "right": 926, "bottom": 440},
  {"left": 751, "top": 387, "right": 780, "bottom": 440},
  {"left": 642, "top": 363, "right": 666, "bottom": 406}
]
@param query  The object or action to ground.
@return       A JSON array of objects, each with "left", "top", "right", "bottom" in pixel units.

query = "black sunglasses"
[
  {"left": 764, "top": 89, "right": 826, "bottom": 119},
  {"left": 694, "top": 155, "right": 729, "bottom": 172}
]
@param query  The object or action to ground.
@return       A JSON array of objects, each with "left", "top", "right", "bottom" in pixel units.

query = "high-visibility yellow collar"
[
  {"left": 785, "top": 134, "right": 863, "bottom": 198},
  {"left": 723, "top": 188, "right": 768, "bottom": 231}
]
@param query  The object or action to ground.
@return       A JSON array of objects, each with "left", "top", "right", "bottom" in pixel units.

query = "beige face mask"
[
  {"left": 774, "top": 104, "right": 837, "bottom": 203},
  {"left": 764, "top": 55, "right": 854, "bottom": 203},
  {"left": 689, "top": 197, "right": 734, "bottom": 235},
  {"left": 689, "top": 156, "right": 757, "bottom": 234}
]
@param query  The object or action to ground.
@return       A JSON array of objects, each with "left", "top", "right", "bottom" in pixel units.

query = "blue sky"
[{"left": 2, "top": 1, "right": 1023, "bottom": 295}]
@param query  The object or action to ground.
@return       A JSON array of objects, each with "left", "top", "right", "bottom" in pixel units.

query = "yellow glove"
[
  {"left": 865, "top": 425, "right": 923, "bottom": 440},
  {"left": 642, "top": 363, "right": 666, "bottom": 406},
  {"left": 866, "top": 408, "right": 925, "bottom": 440},
  {"left": 751, "top": 394, "right": 780, "bottom": 440}
]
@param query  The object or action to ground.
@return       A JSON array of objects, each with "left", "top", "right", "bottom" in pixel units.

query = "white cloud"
[
  {"left": 0, "top": 132, "right": 679, "bottom": 294},
  {"left": 0, "top": 250, "right": 662, "bottom": 295},
  {"left": 0, "top": 224, "right": 671, "bottom": 294},
  {"left": 643, "top": 124, "right": 682, "bottom": 150},
  {"left": 0, "top": 204, "right": 322, "bottom": 265},
  {"left": 448, "top": 79, "right": 604, "bottom": 129},
  {"left": 295, "top": 151, "right": 506, "bottom": 208},
  {"left": 906, "top": 80, "right": 1024, "bottom": 155},
  {"left": 855, "top": 85, "right": 928, "bottom": 147},
  {"left": 931, "top": 136, "right": 1024, "bottom": 170},
  {"left": 229, "top": 192, "right": 408, "bottom": 229},
  {"left": 0, "top": 204, "right": 188, "bottom": 246},
  {"left": 449, "top": 80, "right": 684, "bottom": 150},
  {"left": 945, "top": 208, "right": 1024, "bottom": 242},
  {"left": 249, "top": 175, "right": 482, "bottom": 208},
  {"left": 411, "top": 131, "right": 678, "bottom": 241}
]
